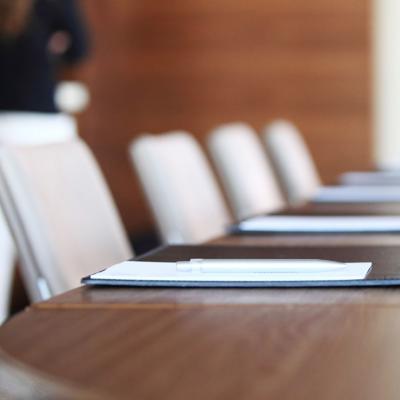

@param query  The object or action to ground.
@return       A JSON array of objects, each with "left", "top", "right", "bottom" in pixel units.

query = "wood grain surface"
[
  {"left": 212, "top": 233, "right": 400, "bottom": 247},
  {"left": 37, "top": 284, "right": 400, "bottom": 310},
  {"left": 2, "top": 244, "right": 400, "bottom": 399},
  {"left": 2, "top": 302, "right": 400, "bottom": 399},
  {"left": 74, "top": 0, "right": 371, "bottom": 236},
  {"left": 275, "top": 202, "right": 400, "bottom": 215},
  {"left": 0, "top": 347, "right": 103, "bottom": 399}
]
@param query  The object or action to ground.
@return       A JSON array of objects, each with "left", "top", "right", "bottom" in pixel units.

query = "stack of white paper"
[
  {"left": 339, "top": 171, "right": 400, "bottom": 186},
  {"left": 236, "top": 215, "right": 400, "bottom": 233},
  {"left": 88, "top": 259, "right": 371, "bottom": 282},
  {"left": 313, "top": 185, "right": 400, "bottom": 203}
]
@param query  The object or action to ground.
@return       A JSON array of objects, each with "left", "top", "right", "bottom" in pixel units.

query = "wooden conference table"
[{"left": 3, "top": 204, "right": 400, "bottom": 398}]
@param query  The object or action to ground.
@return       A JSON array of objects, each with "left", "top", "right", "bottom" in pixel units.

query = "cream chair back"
[
  {"left": 0, "top": 111, "right": 79, "bottom": 321},
  {"left": 0, "top": 112, "right": 77, "bottom": 144},
  {"left": 0, "top": 211, "right": 15, "bottom": 323},
  {"left": 263, "top": 120, "right": 321, "bottom": 204},
  {"left": 130, "top": 131, "right": 232, "bottom": 244},
  {"left": 208, "top": 123, "right": 285, "bottom": 220},
  {"left": 0, "top": 140, "right": 132, "bottom": 302}
]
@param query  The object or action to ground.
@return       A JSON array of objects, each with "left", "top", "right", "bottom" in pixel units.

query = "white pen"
[{"left": 176, "top": 259, "right": 347, "bottom": 274}]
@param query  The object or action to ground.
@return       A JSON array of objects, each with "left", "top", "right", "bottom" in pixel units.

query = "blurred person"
[
  {"left": 0, "top": 0, "right": 90, "bottom": 142},
  {"left": 0, "top": 0, "right": 89, "bottom": 323}
]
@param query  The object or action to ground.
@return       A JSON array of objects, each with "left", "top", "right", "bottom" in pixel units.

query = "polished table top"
[
  {"left": 3, "top": 244, "right": 400, "bottom": 399},
  {"left": 276, "top": 202, "right": 400, "bottom": 215}
]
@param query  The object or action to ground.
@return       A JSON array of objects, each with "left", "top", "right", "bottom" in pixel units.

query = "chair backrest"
[
  {"left": 0, "top": 112, "right": 78, "bottom": 145},
  {"left": 263, "top": 120, "right": 321, "bottom": 204},
  {"left": 0, "top": 210, "right": 15, "bottom": 324},
  {"left": 130, "top": 131, "right": 232, "bottom": 244},
  {"left": 0, "top": 139, "right": 133, "bottom": 302},
  {"left": 0, "top": 111, "right": 79, "bottom": 320},
  {"left": 207, "top": 122, "right": 285, "bottom": 220}
]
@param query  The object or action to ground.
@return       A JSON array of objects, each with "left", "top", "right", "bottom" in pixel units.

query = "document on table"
[
  {"left": 234, "top": 215, "right": 400, "bottom": 233},
  {"left": 339, "top": 171, "right": 400, "bottom": 186},
  {"left": 313, "top": 185, "right": 400, "bottom": 203},
  {"left": 83, "top": 259, "right": 371, "bottom": 286}
]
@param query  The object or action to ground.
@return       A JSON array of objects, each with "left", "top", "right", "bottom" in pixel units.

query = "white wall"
[{"left": 373, "top": 0, "right": 400, "bottom": 169}]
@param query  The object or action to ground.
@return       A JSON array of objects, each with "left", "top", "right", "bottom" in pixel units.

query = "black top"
[{"left": 0, "top": 0, "right": 89, "bottom": 113}]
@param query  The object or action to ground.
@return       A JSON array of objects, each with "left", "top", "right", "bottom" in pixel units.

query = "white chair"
[
  {"left": 0, "top": 211, "right": 15, "bottom": 323},
  {"left": 263, "top": 120, "right": 321, "bottom": 204},
  {"left": 208, "top": 123, "right": 285, "bottom": 220},
  {"left": 130, "top": 131, "right": 232, "bottom": 244},
  {"left": 0, "top": 112, "right": 79, "bottom": 322},
  {"left": 0, "top": 112, "right": 78, "bottom": 144},
  {"left": 0, "top": 139, "right": 133, "bottom": 302}
]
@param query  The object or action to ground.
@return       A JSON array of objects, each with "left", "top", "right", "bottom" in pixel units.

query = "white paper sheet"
[
  {"left": 313, "top": 185, "right": 400, "bottom": 203},
  {"left": 89, "top": 260, "right": 371, "bottom": 282},
  {"left": 339, "top": 171, "right": 400, "bottom": 186},
  {"left": 236, "top": 215, "right": 400, "bottom": 233}
]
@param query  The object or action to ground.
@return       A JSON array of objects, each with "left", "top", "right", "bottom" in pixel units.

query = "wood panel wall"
[{"left": 74, "top": 0, "right": 371, "bottom": 237}]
